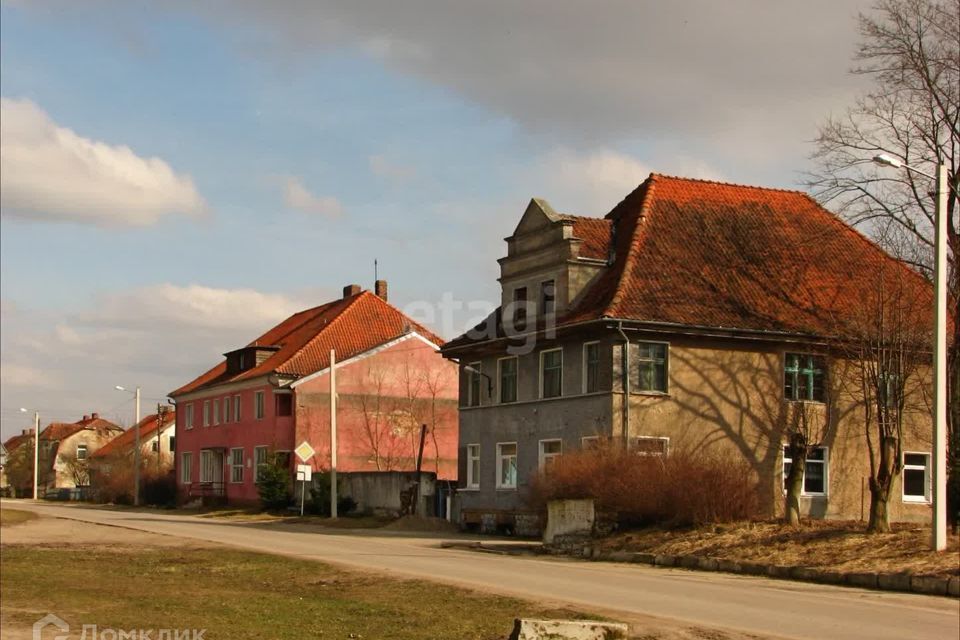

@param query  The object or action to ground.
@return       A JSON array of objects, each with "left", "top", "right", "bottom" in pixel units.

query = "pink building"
[{"left": 169, "top": 282, "right": 459, "bottom": 505}]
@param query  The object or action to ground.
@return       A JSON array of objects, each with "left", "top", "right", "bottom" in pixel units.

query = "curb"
[{"left": 580, "top": 548, "right": 959, "bottom": 598}]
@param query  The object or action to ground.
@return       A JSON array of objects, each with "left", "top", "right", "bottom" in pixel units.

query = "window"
[
  {"left": 212, "top": 399, "right": 220, "bottom": 425},
  {"left": 254, "top": 391, "right": 265, "bottom": 420},
  {"left": 200, "top": 450, "right": 216, "bottom": 483},
  {"left": 902, "top": 452, "right": 931, "bottom": 503},
  {"left": 513, "top": 287, "right": 528, "bottom": 329},
  {"left": 185, "top": 403, "right": 194, "bottom": 430},
  {"left": 254, "top": 446, "right": 269, "bottom": 483},
  {"left": 151, "top": 440, "right": 160, "bottom": 452},
  {"left": 636, "top": 342, "right": 668, "bottom": 393},
  {"left": 540, "top": 348, "right": 563, "bottom": 398},
  {"left": 581, "top": 436, "right": 601, "bottom": 450},
  {"left": 498, "top": 357, "right": 518, "bottom": 403},
  {"left": 181, "top": 452, "right": 192, "bottom": 484},
  {"left": 539, "top": 439, "right": 562, "bottom": 470},
  {"left": 276, "top": 393, "right": 293, "bottom": 417},
  {"left": 583, "top": 341, "right": 600, "bottom": 393},
  {"left": 784, "top": 353, "right": 826, "bottom": 402},
  {"left": 467, "top": 362, "right": 482, "bottom": 407},
  {"left": 76, "top": 444, "right": 88, "bottom": 460},
  {"left": 202, "top": 401, "right": 210, "bottom": 427},
  {"left": 496, "top": 442, "right": 518, "bottom": 489},
  {"left": 223, "top": 396, "right": 232, "bottom": 423},
  {"left": 169, "top": 436, "right": 175, "bottom": 452},
  {"left": 540, "top": 279, "right": 556, "bottom": 315},
  {"left": 466, "top": 444, "right": 480, "bottom": 489},
  {"left": 635, "top": 436, "right": 669, "bottom": 456},
  {"left": 234, "top": 394, "right": 242, "bottom": 422},
  {"left": 782, "top": 445, "right": 828, "bottom": 496},
  {"left": 230, "top": 448, "right": 244, "bottom": 483}
]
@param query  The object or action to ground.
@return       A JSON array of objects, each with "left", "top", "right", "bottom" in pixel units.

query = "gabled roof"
[
  {"left": 3, "top": 432, "right": 32, "bottom": 454},
  {"left": 171, "top": 290, "right": 445, "bottom": 396},
  {"left": 91, "top": 411, "right": 175, "bottom": 459},
  {"left": 40, "top": 415, "right": 123, "bottom": 442},
  {"left": 444, "top": 173, "right": 932, "bottom": 351},
  {"left": 563, "top": 215, "right": 611, "bottom": 261}
]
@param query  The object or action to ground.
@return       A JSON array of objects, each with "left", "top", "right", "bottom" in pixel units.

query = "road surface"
[{"left": 3, "top": 501, "right": 957, "bottom": 640}]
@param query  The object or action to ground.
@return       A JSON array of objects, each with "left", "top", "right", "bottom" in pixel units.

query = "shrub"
[
  {"left": 257, "top": 454, "right": 292, "bottom": 511},
  {"left": 527, "top": 443, "right": 758, "bottom": 527},
  {"left": 142, "top": 470, "right": 177, "bottom": 507},
  {"left": 308, "top": 472, "right": 358, "bottom": 517}
]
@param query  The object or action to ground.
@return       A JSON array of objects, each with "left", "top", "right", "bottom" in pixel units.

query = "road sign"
[
  {"left": 296, "top": 464, "right": 312, "bottom": 482},
  {"left": 294, "top": 441, "right": 315, "bottom": 463}
]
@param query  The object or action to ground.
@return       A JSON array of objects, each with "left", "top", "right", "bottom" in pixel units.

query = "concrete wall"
[{"left": 332, "top": 471, "right": 437, "bottom": 517}]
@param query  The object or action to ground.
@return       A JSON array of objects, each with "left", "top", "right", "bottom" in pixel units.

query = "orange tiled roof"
[
  {"left": 91, "top": 411, "right": 175, "bottom": 459},
  {"left": 3, "top": 432, "right": 32, "bottom": 454},
  {"left": 40, "top": 415, "right": 122, "bottom": 442},
  {"left": 564, "top": 215, "right": 611, "bottom": 261},
  {"left": 445, "top": 173, "right": 932, "bottom": 350},
  {"left": 171, "top": 290, "right": 444, "bottom": 396}
]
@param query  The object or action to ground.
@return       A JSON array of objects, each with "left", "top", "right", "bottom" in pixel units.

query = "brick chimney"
[
  {"left": 343, "top": 284, "right": 362, "bottom": 298},
  {"left": 91, "top": 412, "right": 99, "bottom": 420},
  {"left": 375, "top": 279, "right": 388, "bottom": 301},
  {"left": 22, "top": 428, "right": 32, "bottom": 436},
  {"left": 82, "top": 414, "right": 89, "bottom": 421}
]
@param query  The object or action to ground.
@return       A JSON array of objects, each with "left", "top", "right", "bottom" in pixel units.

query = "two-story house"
[
  {"left": 441, "top": 174, "right": 934, "bottom": 534},
  {"left": 169, "top": 282, "right": 459, "bottom": 506},
  {"left": 38, "top": 413, "right": 124, "bottom": 496},
  {"left": 89, "top": 409, "right": 177, "bottom": 492}
]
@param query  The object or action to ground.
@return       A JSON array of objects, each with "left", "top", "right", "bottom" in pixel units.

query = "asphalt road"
[{"left": 4, "top": 501, "right": 958, "bottom": 640}]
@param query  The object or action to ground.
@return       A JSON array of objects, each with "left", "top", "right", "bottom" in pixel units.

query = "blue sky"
[{"left": 0, "top": 1, "right": 872, "bottom": 434}]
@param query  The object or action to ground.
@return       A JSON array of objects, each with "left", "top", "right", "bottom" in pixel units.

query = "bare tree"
[
  {"left": 59, "top": 449, "right": 91, "bottom": 487},
  {"left": 783, "top": 401, "right": 828, "bottom": 526},
  {"left": 807, "top": 0, "right": 959, "bottom": 520}
]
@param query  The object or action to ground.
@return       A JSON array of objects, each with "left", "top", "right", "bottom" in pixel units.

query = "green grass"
[
  {"left": 0, "top": 508, "right": 37, "bottom": 527},
  {"left": 0, "top": 545, "right": 596, "bottom": 639}
]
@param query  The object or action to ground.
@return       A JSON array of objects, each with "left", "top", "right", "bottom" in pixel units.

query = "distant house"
[
  {"left": 2, "top": 430, "right": 35, "bottom": 496},
  {"left": 89, "top": 409, "right": 176, "bottom": 497},
  {"left": 169, "top": 282, "right": 459, "bottom": 506},
  {"left": 442, "top": 174, "right": 935, "bottom": 534},
  {"left": 38, "top": 413, "right": 124, "bottom": 496},
  {"left": 0, "top": 442, "right": 8, "bottom": 494}
]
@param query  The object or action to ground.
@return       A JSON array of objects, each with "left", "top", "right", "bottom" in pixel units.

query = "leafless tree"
[
  {"left": 59, "top": 449, "right": 91, "bottom": 487},
  {"left": 783, "top": 401, "right": 829, "bottom": 526}
]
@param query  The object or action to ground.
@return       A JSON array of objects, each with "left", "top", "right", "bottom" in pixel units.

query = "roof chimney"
[
  {"left": 343, "top": 284, "right": 362, "bottom": 298},
  {"left": 22, "top": 428, "right": 32, "bottom": 436},
  {"left": 375, "top": 279, "right": 388, "bottom": 301},
  {"left": 91, "top": 412, "right": 99, "bottom": 420},
  {"left": 82, "top": 414, "right": 90, "bottom": 421}
]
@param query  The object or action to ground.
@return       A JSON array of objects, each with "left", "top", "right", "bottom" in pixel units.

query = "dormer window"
[
  {"left": 225, "top": 346, "right": 280, "bottom": 374},
  {"left": 540, "top": 280, "right": 556, "bottom": 316}
]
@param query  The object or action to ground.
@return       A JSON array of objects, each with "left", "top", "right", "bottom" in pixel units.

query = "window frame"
[
  {"left": 466, "top": 443, "right": 480, "bottom": 489},
  {"left": 902, "top": 451, "right": 931, "bottom": 503},
  {"left": 513, "top": 286, "right": 528, "bottom": 330},
  {"left": 234, "top": 394, "right": 242, "bottom": 422},
  {"left": 782, "top": 445, "right": 829, "bottom": 497},
  {"left": 467, "top": 362, "right": 482, "bottom": 408},
  {"left": 254, "top": 391, "right": 265, "bottom": 420},
  {"left": 783, "top": 353, "right": 827, "bottom": 403},
  {"left": 635, "top": 340, "right": 669, "bottom": 394},
  {"left": 180, "top": 451, "right": 192, "bottom": 485},
  {"left": 581, "top": 435, "right": 601, "bottom": 450},
  {"left": 223, "top": 396, "right": 232, "bottom": 423},
  {"left": 582, "top": 341, "right": 601, "bottom": 394},
  {"left": 185, "top": 403, "right": 194, "bottom": 430},
  {"left": 212, "top": 398, "right": 220, "bottom": 425},
  {"left": 540, "top": 279, "right": 556, "bottom": 316},
  {"left": 634, "top": 436, "right": 669, "bottom": 457},
  {"left": 253, "top": 446, "right": 269, "bottom": 484},
  {"left": 202, "top": 400, "right": 210, "bottom": 427},
  {"left": 498, "top": 356, "right": 519, "bottom": 404},
  {"left": 539, "top": 347, "right": 563, "bottom": 399},
  {"left": 76, "top": 444, "right": 88, "bottom": 460},
  {"left": 199, "top": 450, "right": 215, "bottom": 483},
  {"left": 230, "top": 447, "right": 244, "bottom": 484},
  {"left": 538, "top": 439, "right": 562, "bottom": 470},
  {"left": 495, "top": 442, "right": 518, "bottom": 490}
]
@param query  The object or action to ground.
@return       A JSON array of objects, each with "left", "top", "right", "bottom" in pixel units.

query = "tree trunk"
[
  {"left": 867, "top": 436, "right": 898, "bottom": 533},
  {"left": 784, "top": 446, "right": 807, "bottom": 527},
  {"left": 867, "top": 485, "right": 891, "bottom": 533}
]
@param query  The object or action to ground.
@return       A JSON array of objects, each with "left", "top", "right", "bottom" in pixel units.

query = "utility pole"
[
  {"left": 156, "top": 403, "right": 167, "bottom": 476},
  {"left": 134, "top": 386, "right": 141, "bottom": 506},
  {"left": 330, "top": 349, "right": 338, "bottom": 519},
  {"left": 32, "top": 411, "right": 39, "bottom": 500}
]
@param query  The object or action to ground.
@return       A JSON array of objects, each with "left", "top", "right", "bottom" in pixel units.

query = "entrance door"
[{"left": 200, "top": 450, "right": 225, "bottom": 484}]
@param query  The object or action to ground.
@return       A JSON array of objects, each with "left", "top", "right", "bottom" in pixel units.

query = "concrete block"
[
  {"left": 813, "top": 570, "right": 846, "bottom": 585},
  {"left": 948, "top": 576, "right": 959, "bottom": 597},
  {"left": 911, "top": 576, "right": 949, "bottom": 596},
  {"left": 509, "top": 619, "right": 629, "bottom": 640},
  {"left": 847, "top": 572, "right": 879, "bottom": 589},
  {"left": 606, "top": 551, "right": 632, "bottom": 562},
  {"left": 698, "top": 557, "right": 719, "bottom": 571},
  {"left": 631, "top": 552, "right": 656, "bottom": 565},
  {"left": 739, "top": 562, "right": 768, "bottom": 576},
  {"left": 790, "top": 567, "right": 819, "bottom": 581},
  {"left": 877, "top": 573, "right": 912, "bottom": 592},
  {"left": 716, "top": 559, "right": 742, "bottom": 573},
  {"left": 767, "top": 565, "right": 793, "bottom": 579},
  {"left": 654, "top": 554, "right": 676, "bottom": 567},
  {"left": 544, "top": 499, "right": 595, "bottom": 544},
  {"left": 679, "top": 555, "right": 701, "bottom": 569}
]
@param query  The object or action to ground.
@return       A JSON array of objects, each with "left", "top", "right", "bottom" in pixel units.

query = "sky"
[{"left": 0, "top": 0, "right": 875, "bottom": 437}]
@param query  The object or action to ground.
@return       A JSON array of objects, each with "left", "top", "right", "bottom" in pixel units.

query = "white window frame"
[
  {"left": 234, "top": 394, "right": 242, "bottom": 422},
  {"left": 582, "top": 341, "right": 601, "bottom": 394},
  {"left": 230, "top": 447, "right": 244, "bottom": 483},
  {"left": 782, "top": 445, "right": 829, "bottom": 497},
  {"left": 539, "top": 348, "right": 563, "bottom": 399},
  {"left": 496, "top": 442, "right": 518, "bottom": 490},
  {"left": 466, "top": 444, "right": 480, "bottom": 489},
  {"left": 76, "top": 443, "right": 88, "bottom": 460},
  {"left": 635, "top": 436, "right": 670, "bottom": 457},
  {"left": 212, "top": 398, "right": 220, "bottom": 425},
  {"left": 202, "top": 401, "right": 210, "bottom": 427},
  {"left": 254, "top": 391, "right": 265, "bottom": 420},
  {"left": 635, "top": 340, "right": 669, "bottom": 394},
  {"left": 467, "top": 362, "right": 482, "bottom": 407},
  {"left": 538, "top": 439, "right": 562, "bottom": 469},
  {"left": 254, "top": 446, "right": 269, "bottom": 483},
  {"left": 181, "top": 451, "right": 192, "bottom": 485},
  {"left": 498, "top": 356, "right": 519, "bottom": 404},
  {"left": 199, "top": 450, "right": 215, "bottom": 483},
  {"left": 902, "top": 451, "right": 931, "bottom": 503},
  {"left": 185, "top": 403, "right": 194, "bottom": 430},
  {"left": 581, "top": 435, "right": 601, "bottom": 450},
  {"left": 223, "top": 396, "right": 232, "bottom": 423}
]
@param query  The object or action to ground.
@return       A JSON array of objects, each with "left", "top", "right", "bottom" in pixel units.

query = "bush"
[
  {"left": 527, "top": 444, "right": 759, "bottom": 527},
  {"left": 257, "top": 455, "right": 292, "bottom": 511},
  {"left": 142, "top": 471, "right": 177, "bottom": 507},
  {"left": 308, "top": 472, "right": 358, "bottom": 517}
]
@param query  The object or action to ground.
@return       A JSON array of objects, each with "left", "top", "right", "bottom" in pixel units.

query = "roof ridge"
[
  {"left": 248, "top": 297, "right": 342, "bottom": 349},
  {"left": 281, "top": 292, "right": 365, "bottom": 371},
  {"left": 649, "top": 172, "right": 807, "bottom": 197},
  {"left": 602, "top": 174, "right": 659, "bottom": 316}
]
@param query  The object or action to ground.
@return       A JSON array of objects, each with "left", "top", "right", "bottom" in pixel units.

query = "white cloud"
[
  {"left": 0, "top": 363, "right": 59, "bottom": 389},
  {"left": 369, "top": 154, "right": 417, "bottom": 183},
  {"left": 0, "top": 98, "right": 206, "bottom": 227},
  {"left": 282, "top": 175, "right": 343, "bottom": 218}
]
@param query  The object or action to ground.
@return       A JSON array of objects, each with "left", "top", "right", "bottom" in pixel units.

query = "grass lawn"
[
  {"left": 0, "top": 545, "right": 596, "bottom": 639},
  {"left": 0, "top": 508, "right": 37, "bottom": 527}
]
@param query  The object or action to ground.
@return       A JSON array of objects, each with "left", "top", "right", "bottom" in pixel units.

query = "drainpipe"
[{"left": 616, "top": 322, "right": 631, "bottom": 449}]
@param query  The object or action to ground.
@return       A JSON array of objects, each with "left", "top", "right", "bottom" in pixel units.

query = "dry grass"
[
  {"left": 0, "top": 508, "right": 37, "bottom": 528},
  {"left": 601, "top": 519, "right": 960, "bottom": 578}
]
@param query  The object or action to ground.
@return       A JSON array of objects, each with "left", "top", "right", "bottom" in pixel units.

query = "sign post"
[{"left": 294, "top": 441, "right": 316, "bottom": 517}]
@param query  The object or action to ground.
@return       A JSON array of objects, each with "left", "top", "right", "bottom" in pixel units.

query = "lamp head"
[
  {"left": 19, "top": 407, "right": 27, "bottom": 413},
  {"left": 114, "top": 385, "right": 126, "bottom": 391},
  {"left": 873, "top": 153, "right": 903, "bottom": 169}
]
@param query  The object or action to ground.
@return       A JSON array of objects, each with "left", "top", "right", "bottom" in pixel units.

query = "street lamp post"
[
  {"left": 18, "top": 408, "right": 40, "bottom": 500},
  {"left": 115, "top": 385, "right": 142, "bottom": 506},
  {"left": 873, "top": 153, "right": 949, "bottom": 551}
]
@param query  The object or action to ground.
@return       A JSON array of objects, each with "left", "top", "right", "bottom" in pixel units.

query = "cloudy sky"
[{"left": 1, "top": 0, "right": 874, "bottom": 436}]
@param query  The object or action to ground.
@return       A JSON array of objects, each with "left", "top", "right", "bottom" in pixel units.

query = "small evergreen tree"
[{"left": 257, "top": 454, "right": 291, "bottom": 511}]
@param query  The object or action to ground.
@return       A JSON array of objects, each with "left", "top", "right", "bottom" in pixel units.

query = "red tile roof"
[
  {"left": 40, "top": 415, "right": 123, "bottom": 442},
  {"left": 91, "top": 411, "right": 175, "bottom": 459},
  {"left": 171, "top": 290, "right": 445, "bottom": 396},
  {"left": 445, "top": 173, "right": 932, "bottom": 349},
  {"left": 3, "top": 432, "right": 33, "bottom": 454},
  {"left": 564, "top": 215, "right": 611, "bottom": 261}
]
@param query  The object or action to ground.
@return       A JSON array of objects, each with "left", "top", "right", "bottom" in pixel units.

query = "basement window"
[{"left": 902, "top": 452, "right": 931, "bottom": 503}]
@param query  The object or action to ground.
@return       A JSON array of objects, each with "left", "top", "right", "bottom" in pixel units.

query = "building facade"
[{"left": 442, "top": 175, "right": 935, "bottom": 533}]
